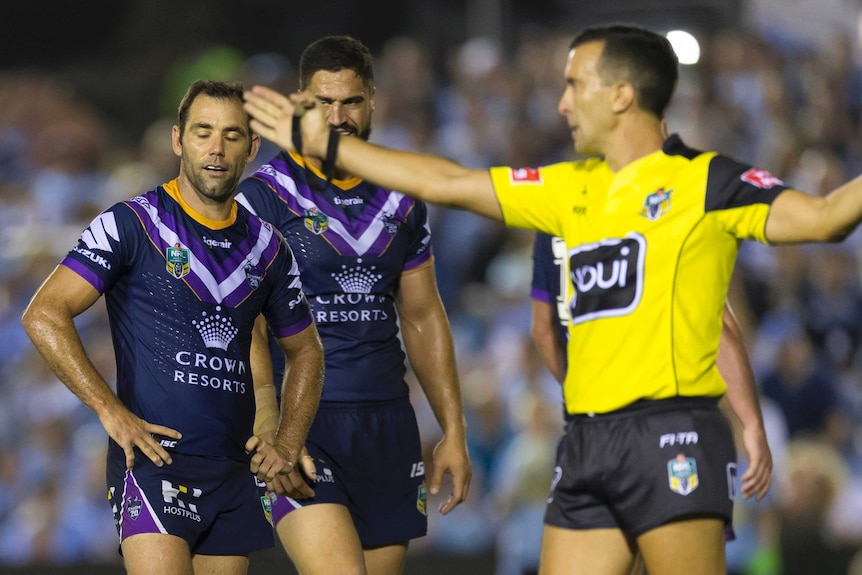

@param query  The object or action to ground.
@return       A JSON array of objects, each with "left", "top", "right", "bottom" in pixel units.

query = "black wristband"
[
  {"left": 322, "top": 129, "right": 340, "bottom": 184},
  {"left": 291, "top": 112, "right": 303, "bottom": 154}
]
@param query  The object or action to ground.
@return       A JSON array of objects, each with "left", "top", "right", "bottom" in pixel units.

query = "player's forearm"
[
  {"left": 253, "top": 384, "right": 279, "bottom": 441},
  {"left": 403, "top": 313, "right": 467, "bottom": 438},
  {"left": 274, "top": 340, "right": 324, "bottom": 459},
  {"left": 22, "top": 301, "right": 123, "bottom": 421},
  {"left": 250, "top": 316, "right": 279, "bottom": 440},
  {"left": 716, "top": 319, "right": 763, "bottom": 432},
  {"left": 721, "top": 369, "right": 764, "bottom": 432},
  {"left": 534, "top": 334, "right": 566, "bottom": 385},
  {"left": 530, "top": 302, "right": 566, "bottom": 385}
]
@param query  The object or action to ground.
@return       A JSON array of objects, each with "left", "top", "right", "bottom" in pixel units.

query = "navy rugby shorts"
[
  {"left": 271, "top": 396, "right": 427, "bottom": 546},
  {"left": 107, "top": 450, "right": 273, "bottom": 554}
]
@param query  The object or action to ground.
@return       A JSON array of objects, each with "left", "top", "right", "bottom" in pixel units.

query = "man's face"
[
  {"left": 307, "top": 69, "right": 375, "bottom": 140},
  {"left": 557, "top": 41, "right": 616, "bottom": 157},
  {"left": 172, "top": 94, "right": 259, "bottom": 204}
]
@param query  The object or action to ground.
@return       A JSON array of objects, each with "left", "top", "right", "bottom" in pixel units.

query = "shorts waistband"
[
  {"left": 568, "top": 396, "right": 720, "bottom": 421},
  {"left": 317, "top": 396, "right": 410, "bottom": 412}
]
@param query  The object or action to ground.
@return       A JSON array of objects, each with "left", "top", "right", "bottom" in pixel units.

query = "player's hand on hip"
[{"left": 101, "top": 409, "right": 181, "bottom": 469}]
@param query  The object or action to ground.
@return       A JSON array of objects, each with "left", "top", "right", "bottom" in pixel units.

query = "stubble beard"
[{"left": 181, "top": 160, "right": 241, "bottom": 206}]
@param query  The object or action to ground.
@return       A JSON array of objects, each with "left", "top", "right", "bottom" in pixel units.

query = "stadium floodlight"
[{"left": 666, "top": 30, "right": 700, "bottom": 65}]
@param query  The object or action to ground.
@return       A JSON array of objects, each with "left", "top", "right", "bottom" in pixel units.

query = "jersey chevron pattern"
[
  {"left": 61, "top": 179, "right": 313, "bottom": 460},
  {"left": 491, "top": 135, "right": 787, "bottom": 414},
  {"left": 237, "top": 151, "right": 432, "bottom": 402}
]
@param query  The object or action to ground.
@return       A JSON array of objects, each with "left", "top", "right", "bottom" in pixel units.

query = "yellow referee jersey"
[{"left": 491, "top": 134, "right": 786, "bottom": 414}]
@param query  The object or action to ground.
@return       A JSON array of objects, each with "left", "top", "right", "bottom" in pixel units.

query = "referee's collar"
[
  {"left": 662, "top": 133, "right": 701, "bottom": 160},
  {"left": 662, "top": 133, "right": 684, "bottom": 153}
]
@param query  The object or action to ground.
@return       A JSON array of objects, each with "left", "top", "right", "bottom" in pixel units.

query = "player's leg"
[
  {"left": 110, "top": 453, "right": 257, "bottom": 575},
  {"left": 637, "top": 517, "right": 726, "bottom": 575},
  {"left": 277, "top": 503, "right": 366, "bottom": 575},
  {"left": 191, "top": 553, "right": 249, "bottom": 575},
  {"left": 268, "top": 408, "right": 367, "bottom": 574},
  {"left": 122, "top": 533, "right": 194, "bottom": 575},
  {"left": 350, "top": 398, "right": 426, "bottom": 575},
  {"left": 363, "top": 542, "right": 409, "bottom": 575},
  {"left": 538, "top": 525, "right": 637, "bottom": 575},
  {"left": 183, "top": 458, "right": 274, "bottom": 574}
]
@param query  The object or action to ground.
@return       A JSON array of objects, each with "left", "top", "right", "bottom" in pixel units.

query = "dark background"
[{"left": 1, "top": 1, "right": 740, "bottom": 138}]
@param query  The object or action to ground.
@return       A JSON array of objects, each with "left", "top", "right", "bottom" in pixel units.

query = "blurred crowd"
[{"left": 4, "top": 12, "right": 862, "bottom": 575}]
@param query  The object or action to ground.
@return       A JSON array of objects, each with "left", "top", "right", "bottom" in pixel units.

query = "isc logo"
[{"left": 151, "top": 433, "right": 180, "bottom": 451}]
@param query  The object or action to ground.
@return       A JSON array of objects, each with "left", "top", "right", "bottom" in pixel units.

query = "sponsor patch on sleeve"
[
  {"left": 740, "top": 168, "right": 783, "bottom": 189},
  {"left": 509, "top": 167, "right": 543, "bottom": 184}
]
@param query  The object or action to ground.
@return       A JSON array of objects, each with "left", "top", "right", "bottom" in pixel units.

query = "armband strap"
[
  {"left": 307, "top": 129, "right": 340, "bottom": 191},
  {"left": 321, "top": 129, "right": 340, "bottom": 185},
  {"left": 291, "top": 112, "right": 303, "bottom": 155}
]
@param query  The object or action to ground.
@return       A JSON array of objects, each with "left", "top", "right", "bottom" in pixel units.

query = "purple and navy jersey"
[
  {"left": 531, "top": 232, "right": 572, "bottom": 425},
  {"left": 531, "top": 232, "right": 570, "bottom": 348},
  {"left": 237, "top": 151, "right": 432, "bottom": 402},
  {"left": 61, "top": 179, "right": 313, "bottom": 461}
]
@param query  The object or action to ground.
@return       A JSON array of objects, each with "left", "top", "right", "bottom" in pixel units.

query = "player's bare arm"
[
  {"left": 251, "top": 314, "right": 279, "bottom": 444},
  {"left": 531, "top": 298, "right": 567, "bottom": 385},
  {"left": 21, "top": 265, "right": 181, "bottom": 469},
  {"left": 263, "top": 322, "right": 324, "bottom": 498},
  {"left": 396, "top": 260, "right": 471, "bottom": 514},
  {"left": 247, "top": 315, "right": 320, "bottom": 496},
  {"left": 717, "top": 302, "right": 772, "bottom": 501}
]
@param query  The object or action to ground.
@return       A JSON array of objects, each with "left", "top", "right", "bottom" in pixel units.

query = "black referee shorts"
[{"left": 544, "top": 396, "right": 737, "bottom": 537}]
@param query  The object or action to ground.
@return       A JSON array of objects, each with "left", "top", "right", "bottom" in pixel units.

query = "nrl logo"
[
  {"left": 304, "top": 208, "right": 328, "bottom": 235},
  {"left": 667, "top": 453, "right": 699, "bottom": 496},
  {"left": 166, "top": 243, "right": 190, "bottom": 278}
]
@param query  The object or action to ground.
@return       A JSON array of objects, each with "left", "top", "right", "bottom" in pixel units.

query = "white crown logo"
[
  {"left": 192, "top": 306, "right": 238, "bottom": 350},
  {"left": 331, "top": 260, "right": 382, "bottom": 293}
]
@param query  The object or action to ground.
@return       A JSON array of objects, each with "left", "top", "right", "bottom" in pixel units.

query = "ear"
[
  {"left": 610, "top": 80, "right": 635, "bottom": 114},
  {"left": 171, "top": 124, "right": 182, "bottom": 157},
  {"left": 248, "top": 133, "right": 261, "bottom": 162}
]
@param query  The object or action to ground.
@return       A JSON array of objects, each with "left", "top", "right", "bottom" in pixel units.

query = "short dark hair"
[
  {"left": 571, "top": 24, "right": 678, "bottom": 119},
  {"left": 176, "top": 80, "right": 248, "bottom": 139},
  {"left": 299, "top": 35, "right": 374, "bottom": 91}
]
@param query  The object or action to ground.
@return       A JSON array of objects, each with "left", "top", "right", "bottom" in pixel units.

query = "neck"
[
  {"left": 602, "top": 117, "right": 666, "bottom": 172},
  {"left": 175, "top": 176, "right": 234, "bottom": 221}
]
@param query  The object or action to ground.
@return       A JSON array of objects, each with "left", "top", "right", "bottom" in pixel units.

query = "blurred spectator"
[
  {"left": 759, "top": 324, "right": 844, "bottom": 441},
  {"left": 776, "top": 438, "right": 853, "bottom": 574}
]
